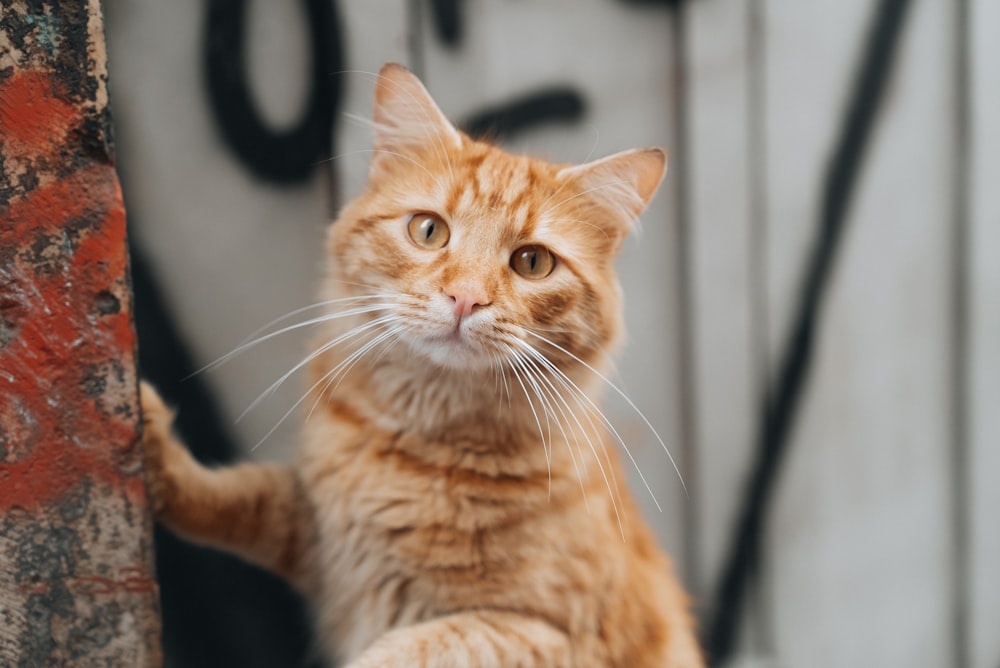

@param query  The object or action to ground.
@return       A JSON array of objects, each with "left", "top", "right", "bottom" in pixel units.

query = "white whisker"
[
  {"left": 502, "top": 345, "right": 552, "bottom": 493},
  {"left": 537, "top": 180, "right": 631, "bottom": 222},
  {"left": 512, "top": 348, "right": 595, "bottom": 518},
  {"left": 349, "top": 69, "right": 457, "bottom": 189},
  {"left": 517, "top": 338, "right": 661, "bottom": 512},
  {"left": 515, "top": 341, "right": 635, "bottom": 517},
  {"left": 305, "top": 323, "right": 405, "bottom": 423},
  {"left": 238, "top": 315, "right": 398, "bottom": 423},
  {"left": 198, "top": 303, "right": 399, "bottom": 376},
  {"left": 254, "top": 323, "right": 404, "bottom": 452},
  {"left": 238, "top": 295, "right": 398, "bottom": 344},
  {"left": 523, "top": 330, "right": 686, "bottom": 497}
]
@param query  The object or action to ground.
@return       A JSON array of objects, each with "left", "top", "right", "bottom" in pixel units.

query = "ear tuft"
[
  {"left": 372, "top": 62, "right": 462, "bottom": 156},
  {"left": 557, "top": 147, "right": 667, "bottom": 222}
]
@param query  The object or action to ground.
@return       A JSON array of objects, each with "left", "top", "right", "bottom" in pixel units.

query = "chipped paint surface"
[{"left": 0, "top": 1, "right": 162, "bottom": 665}]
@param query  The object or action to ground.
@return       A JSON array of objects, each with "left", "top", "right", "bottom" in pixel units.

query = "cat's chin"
[{"left": 405, "top": 334, "right": 497, "bottom": 373}]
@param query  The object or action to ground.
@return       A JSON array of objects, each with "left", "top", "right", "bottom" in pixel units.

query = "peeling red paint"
[
  {"left": 0, "top": 2, "right": 161, "bottom": 665},
  {"left": 1, "top": 164, "right": 144, "bottom": 514},
  {"left": 0, "top": 71, "right": 81, "bottom": 160}
]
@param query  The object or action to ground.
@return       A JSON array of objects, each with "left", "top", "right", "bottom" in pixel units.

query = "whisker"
[
  {"left": 255, "top": 323, "right": 404, "bottom": 452},
  {"left": 512, "top": 349, "right": 594, "bottom": 517},
  {"left": 502, "top": 345, "right": 552, "bottom": 493},
  {"left": 237, "top": 294, "right": 398, "bottom": 344},
  {"left": 537, "top": 180, "right": 631, "bottom": 222},
  {"left": 197, "top": 303, "right": 399, "bottom": 377},
  {"left": 238, "top": 315, "right": 398, "bottom": 423},
  {"left": 541, "top": 216, "right": 612, "bottom": 242},
  {"left": 517, "top": 341, "right": 632, "bottom": 514},
  {"left": 509, "top": 352, "right": 555, "bottom": 464},
  {"left": 523, "top": 330, "right": 686, "bottom": 498},
  {"left": 305, "top": 323, "right": 405, "bottom": 423},
  {"left": 517, "top": 338, "right": 661, "bottom": 513},
  {"left": 347, "top": 69, "right": 457, "bottom": 189},
  {"left": 328, "top": 323, "right": 405, "bottom": 396}
]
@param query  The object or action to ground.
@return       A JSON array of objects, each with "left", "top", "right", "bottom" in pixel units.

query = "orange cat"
[{"left": 141, "top": 62, "right": 703, "bottom": 667}]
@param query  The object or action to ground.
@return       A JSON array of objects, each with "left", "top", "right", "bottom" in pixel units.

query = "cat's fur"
[{"left": 141, "top": 63, "right": 703, "bottom": 667}]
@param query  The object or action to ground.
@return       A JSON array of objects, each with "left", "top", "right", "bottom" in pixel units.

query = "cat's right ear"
[{"left": 371, "top": 63, "right": 462, "bottom": 165}]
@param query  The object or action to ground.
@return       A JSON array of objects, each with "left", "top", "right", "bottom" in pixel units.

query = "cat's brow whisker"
[
  {"left": 348, "top": 69, "right": 457, "bottom": 189},
  {"left": 312, "top": 147, "right": 386, "bottom": 168},
  {"left": 381, "top": 73, "right": 457, "bottom": 188},
  {"left": 536, "top": 178, "right": 574, "bottom": 218},
  {"left": 536, "top": 180, "right": 632, "bottom": 222},
  {"left": 341, "top": 111, "right": 374, "bottom": 129},
  {"left": 523, "top": 330, "right": 687, "bottom": 498},
  {"left": 542, "top": 216, "right": 612, "bottom": 242},
  {"left": 368, "top": 149, "right": 441, "bottom": 183},
  {"left": 583, "top": 123, "right": 601, "bottom": 163}
]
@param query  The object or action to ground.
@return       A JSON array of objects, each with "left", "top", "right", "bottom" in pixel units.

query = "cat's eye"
[
  {"left": 510, "top": 245, "right": 556, "bottom": 280},
  {"left": 407, "top": 213, "right": 450, "bottom": 249}
]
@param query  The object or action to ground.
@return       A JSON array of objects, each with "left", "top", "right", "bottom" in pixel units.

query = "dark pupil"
[
  {"left": 527, "top": 252, "right": 537, "bottom": 270},
  {"left": 423, "top": 220, "right": 435, "bottom": 240}
]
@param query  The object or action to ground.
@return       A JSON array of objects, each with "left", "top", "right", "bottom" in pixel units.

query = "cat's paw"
[{"left": 139, "top": 381, "right": 181, "bottom": 516}]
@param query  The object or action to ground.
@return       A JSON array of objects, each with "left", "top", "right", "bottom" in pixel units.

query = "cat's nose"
[{"left": 444, "top": 283, "right": 490, "bottom": 320}]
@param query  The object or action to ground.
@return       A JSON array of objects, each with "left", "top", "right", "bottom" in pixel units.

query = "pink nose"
[{"left": 445, "top": 283, "right": 490, "bottom": 320}]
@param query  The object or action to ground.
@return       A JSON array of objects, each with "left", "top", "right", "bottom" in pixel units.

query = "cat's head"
[{"left": 327, "top": 63, "right": 665, "bottom": 376}]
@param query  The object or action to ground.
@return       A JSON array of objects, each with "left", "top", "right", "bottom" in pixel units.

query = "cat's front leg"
[
  {"left": 346, "top": 611, "right": 571, "bottom": 668},
  {"left": 140, "top": 382, "right": 317, "bottom": 591}
]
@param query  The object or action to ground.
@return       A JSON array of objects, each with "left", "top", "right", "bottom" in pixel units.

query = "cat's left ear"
[
  {"left": 556, "top": 147, "right": 667, "bottom": 228},
  {"left": 371, "top": 62, "right": 462, "bottom": 159}
]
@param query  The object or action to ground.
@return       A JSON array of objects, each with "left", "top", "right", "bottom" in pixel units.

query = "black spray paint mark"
[
  {"left": 204, "top": 0, "right": 344, "bottom": 185},
  {"left": 430, "top": 0, "right": 462, "bottom": 47},
  {"left": 461, "top": 88, "right": 586, "bottom": 141},
  {"left": 130, "top": 243, "right": 322, "bottom": 668},
  {"left": 705, "top": 0, "right": 914, "bottom": 663}
]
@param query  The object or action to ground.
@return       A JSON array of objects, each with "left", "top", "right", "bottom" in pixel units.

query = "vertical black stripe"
[{"left": 705, "top": 0, "right": 914, "bottom": 663}]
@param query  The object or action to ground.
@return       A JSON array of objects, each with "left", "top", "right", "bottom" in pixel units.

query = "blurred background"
[{"left": 101, "top": 0, "right": 998, "bottom": 667}]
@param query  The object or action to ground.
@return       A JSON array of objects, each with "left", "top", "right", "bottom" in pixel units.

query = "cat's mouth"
[
  {"left": 431, "top": 323, "right": 479, "bottom": 349},
  {"left": 407, "top": 321, "right": 497, "bottom": 370}
]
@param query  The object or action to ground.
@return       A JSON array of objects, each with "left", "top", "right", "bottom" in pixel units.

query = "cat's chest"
[
  {"left": 314, "top": 433, "right": 521, "bottom": 557},
  {"left": 302, "top": 423, "right": 535, "bottom": 653}
]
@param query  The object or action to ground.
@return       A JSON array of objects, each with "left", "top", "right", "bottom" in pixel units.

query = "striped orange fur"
[{"left": 141, "top": 62, "right": 704, "bottom": 667}]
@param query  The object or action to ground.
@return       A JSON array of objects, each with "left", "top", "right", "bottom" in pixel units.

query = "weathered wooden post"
[{"left": 0, "top": 1, "right": 162, "bottom": 664}]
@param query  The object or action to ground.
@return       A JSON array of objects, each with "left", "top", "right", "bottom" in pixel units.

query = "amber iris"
[
  {"left": 510, "top": 245, "right": 555, "bottom": 279},
  {"left": 407, "top": 214, "right": 450, "bottom": 249}
]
